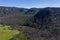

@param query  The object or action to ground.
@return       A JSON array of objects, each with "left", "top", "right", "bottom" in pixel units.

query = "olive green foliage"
[{"left": 16, "top": 33, "right": 27, "bottom": 40}]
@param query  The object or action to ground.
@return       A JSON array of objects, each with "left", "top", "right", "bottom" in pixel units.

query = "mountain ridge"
[{"left": 0, "top": 6, "right": 60, "bottom": 40}]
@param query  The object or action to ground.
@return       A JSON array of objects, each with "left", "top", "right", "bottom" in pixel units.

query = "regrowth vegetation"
[
  {"left": 0, "top": 25, "right": 19, "bottom": 40},
  {"left": 0, "top": 24, "right": 27, "bottom": 40}
]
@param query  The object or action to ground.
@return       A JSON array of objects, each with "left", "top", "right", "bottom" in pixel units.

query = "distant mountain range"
[
  {"left": 0, "top": 6, "right": 41, "bottom": 25},
  {"left": 0, "top": 6, "right": 41, "bottom": 15}
]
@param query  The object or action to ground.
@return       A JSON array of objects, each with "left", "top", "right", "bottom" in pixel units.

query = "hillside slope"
[{"left": 29, "top": 7, "right": 60, "bottom": 40}]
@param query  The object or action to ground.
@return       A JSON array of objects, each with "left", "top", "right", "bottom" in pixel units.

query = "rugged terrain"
[{"left": 0, "top": 6, "right": 60, "bottom": 40}]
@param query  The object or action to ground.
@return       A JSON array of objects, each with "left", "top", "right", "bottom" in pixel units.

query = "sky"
[{"left": 0, "top": 0, "right": 60, "bottom": 8}]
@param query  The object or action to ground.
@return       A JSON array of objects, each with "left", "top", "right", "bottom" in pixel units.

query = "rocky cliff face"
[{"left": 0, "top": 6, "right": 28, "bottom": 15}]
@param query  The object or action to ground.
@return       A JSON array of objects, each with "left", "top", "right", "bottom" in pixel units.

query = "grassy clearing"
[{"left": 0, "top": 25, "right": 19, "bottom": 40}]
